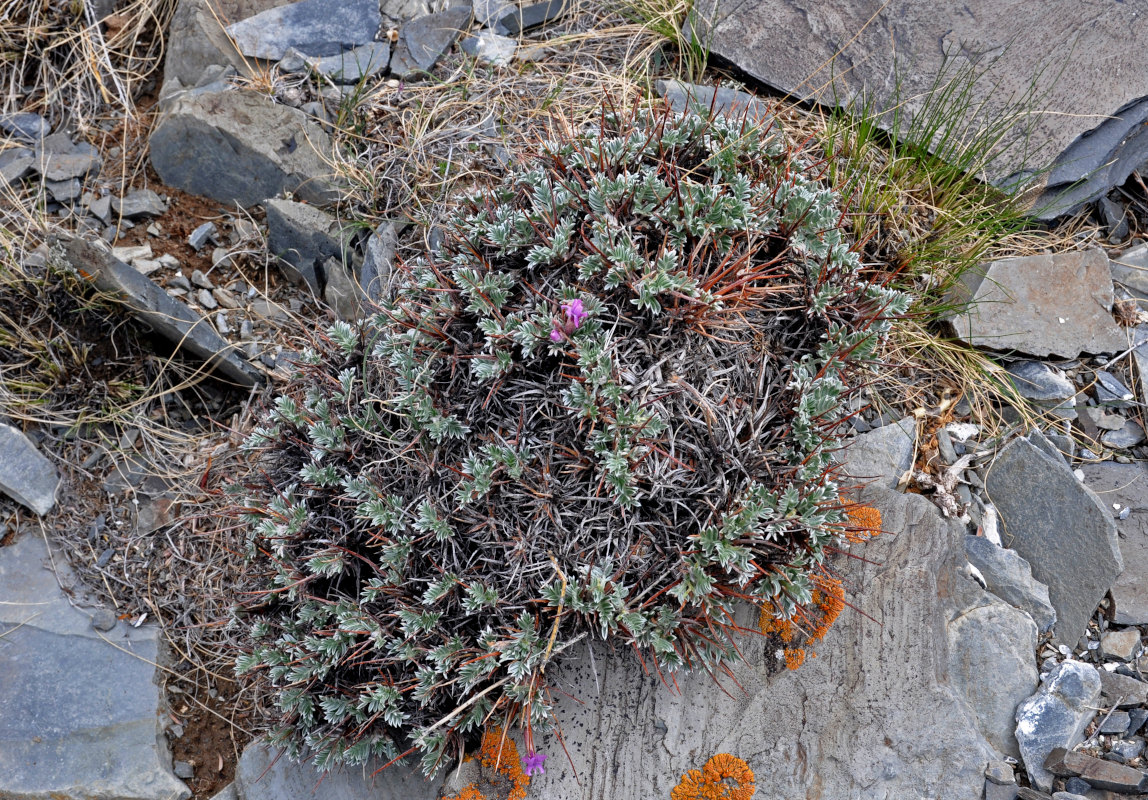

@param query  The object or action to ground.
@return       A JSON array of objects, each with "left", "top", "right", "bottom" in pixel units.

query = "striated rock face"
[
  {"left": 0, "top": 535, "right": 189, "bottom": 800},
  {"left": 688, "top": 0, "right": 1148, "bottom": 219},
  {"left": 520, "top": 484, "right": 1036, "bottom": 800}
]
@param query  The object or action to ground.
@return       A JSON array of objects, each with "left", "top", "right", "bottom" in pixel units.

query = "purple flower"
[
  {"left": 561, "top": 299, "right": 588, "bottom": 328},
  {"left": 522, "top": 751, "right": 547, "bottom": 777},
  {"left": 549, "top": 328, "right": 563, "bottom": 343}
]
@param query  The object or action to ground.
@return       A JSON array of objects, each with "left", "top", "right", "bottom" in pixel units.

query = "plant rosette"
[{"left": 233, "top": 99, "right": 907, "bottom": 775}]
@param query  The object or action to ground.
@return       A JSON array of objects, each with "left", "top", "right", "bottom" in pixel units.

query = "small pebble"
[
  {"left": 196, "top": 288, "right": 218, "bottom": 310},
  {"left": 169, "top": 274, "right": 191, "bottom": 292},
  {"left": 90, "top": 607, "right": 117, "bottom": 632},
  {"left": 215, "top": 312, "right": 231, "bottom": 335},
  {"left": 173, "top": 760, "right": 195, "bottom": 779},
  {"left": 213, "top": 287, "right": 239, "bottom": 309},
  {"left": 190, "top": 269, "right": 213, "bottom": 289}
]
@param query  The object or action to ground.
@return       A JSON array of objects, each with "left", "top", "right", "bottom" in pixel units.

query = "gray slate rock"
[
  {"left": 0, "top": 535, "right": 189, "bottom": 800},
  {"left": 1080, "top": 462, "right": 1148, "bottom": 625},
  {"left": 1101, "top": 420, "right": 1145, "bottom": 449},
  {"left": 390, "top": 8, "right": 472, "bottom": 77},
  {"left": 45, "top": 178, "right": 81, "bottom": 203},
  {"left": 1111, "top": 243, "right": 1148, "bottom": 298},
  {"left": 161, "top": 0, "right": 294, "bottom": 93},
  {"left": 358, "top": 222, "right": 398, "bottom": 303},
  {"left": 1095, "top": 370, "right": 1135, "bottom": 407},
  {"left": 112, "top": 189, "right": 166, "bottom": 218},
  {"left": 302, "top": 41, "right": 391, "bottom": 83},
  {"left": 0, "top": 148, "right": 34, "bottom": 185},
  {"left": 527, "top": 486, "right": 1034, "bottom": 799},
  {"left": 496, "top": 0, "right": 567, "bottom": 35},
  {"left": 947, "top": 249, "right": 1126, "bottom": 358},
  {"left": 265, "top": 198, "right": 345, "bottom": 291},
  {"left": 322, "top": 257, "right": 363, "bottom": 321},
  {"left": 688, "top": 0, "right": 1148, "bottom": 220},
  {"left": 188, "top": 221, "right": 217, "bottom": 251},
  {"left": 0, "top": 424, "right": 59, "bottom": 515},
  {"left": 62, "top": 235, "right": 262, "bottom": 387},
  {"left": 984, "top": 437, "right": 1123, "bottom": 645},
  {"left": 219, "top": 739, "right": 440, "bottom": 800},
  {"left": 150, "top": 87, "right": 338, "bottom": 208},
  {"left": 838, "top": 415, "right": 915, "bottom": 489},
  {"left": 226, "top": 0, "right": 382, "bottom": 61},
  {"left": 965, "top": 535, "right": 1057, "bottom": 633},
  {"left": 0, "top": 111, "right": 50, "bottom": 142},
  {"left": 655, "top": 80, "right": 778, "bottom": 127},
  {"left": 1099, "top": 669, "right": 1148, "bottom": 708},
  {"left": 1007, "top": 361, "right": 1075, "bottom": 401},
  {"left": 460, "top": 30, "right": 516, "bottom": 66},
  {"left": 1014, "top": 660, "right": 1102, "bottom": 792},
  {"left": 986, "top": 785, "right": 1020, "bottom": 800},
  {"left": 1100, "top": 628, "right": 1141, "bottom": 661},
  {"left": 32, "top": 135, "right": 101, "bottom": 182}
]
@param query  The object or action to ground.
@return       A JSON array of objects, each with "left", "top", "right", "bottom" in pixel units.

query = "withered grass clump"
[{"left": 233, "top": 100, "right": 907, "bottom": 774}]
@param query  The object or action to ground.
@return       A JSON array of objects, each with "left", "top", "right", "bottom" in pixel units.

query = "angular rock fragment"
[
  {"left": 226, "top": 0, "right": 383, "bottom": 61},
  {"left": 656, "top": 80, "right": 777, "bottom": 127},
  {"left": 460, "top": 30, "right": 516, "bottom": 66},
  {"left": 964, "top": 535, "right": 1056, "bottom": 633},
  {"left": 32, "top": 135, "right": 101, "bottom": 182},
  {"left": 1100, "top": 628, "right": 1142, "bottom": 662},
  {"left": 985, "top": 437, "right": 1122, "bottom": 644},
  {"left": 0, "top": 147, "right": 34, "bottom": 185},
  {"left": 1099, "top": 669, "right": 1148, "bottom": 708},
  {"left": 358, "top": 222, "right": 398, "bottom": 303},
  {"left": 188, "top": 221, "right": 217, "bottom": 251},
  {"left": 1095, "top": 370, "right": 1135, "bottom": 406},
  {"left": 0, "top": 111, "right": 50, "bottom": 142},
  {"left": 0, "top": 535, "right": 190, "bottom": 800},
  {"left": 495, "top": 0, "right": 567, "bottom": 34},
  {"left": 838, "top": 415, "right": 916, "bottom": 489},
  {"left": 322, "top": 257, "right": 364, "bottom": 321},
  {"left": 1015, "top": 661, "right": 1101, "bottom": 791},
  {"left": 62, "top": 235, "right": 262, "bottom": 387},
  {"left": 112, "top": 189, "right": 166, "bottom": 218},
  {"left": 1043, "top": 747, "right": 1148, "bottom": 792},
  {"left": 389, "top": 7, "right": 472, "bottom": 77},
  {"left": 1111, "top": 243, "right": 1148, "bottom": 298},
  {"left": 150, "top": 88, "right": 338, "bottom": 208},
  {"left": 1101, "top": 419, "right": 1145, "bottom": 449},
  {"left": 302, "top": 41, "right": 391, "bottom": 83},
  {"left": 947, "top": 249, "right": 1127, "bottom": 358},
  {"left": 1080, "top": 462, "right": 1148, "bottom": 625},
  {"left": 265, "top": 198, "right": 345, "bottom": 291},
  {"left": 0, "top": 424, "right": 59, "bottom": 515}
]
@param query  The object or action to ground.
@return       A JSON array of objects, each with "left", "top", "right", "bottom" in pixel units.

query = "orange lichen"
[
  {"left": 807, "top": 575, "right": 845, "bottom": 644},
  {"left": 671, "top": 753, "right": 756, "bottom": 800},
  {"left": 783, "top": 647, "right": 805, "bottom": 670},
  {"left": 476, "top": 727, "right": 530, "bottom": 800},
  {"left": 844, "top": 505, "right": 882, "bottom": 543},
  {"left": 442, "top": 786, "right": 486, "bottom": 800}
]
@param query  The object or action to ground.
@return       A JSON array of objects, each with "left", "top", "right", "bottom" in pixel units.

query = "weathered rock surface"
[
  {"left": 32, "top": 133, "right": 101, "bottom": 182},
  {"left": 837, "top": 415, "right": 915, "bottom": 489},
  {"left": 62, "top": 235, "right": 262, "bottom": 387},
  {"left": 965, "top": 535, "right": 1056, "bottom": 633},
  {"left": 1099, "top": 669, "right": 1148, "bottom": 708},
  {"left": 225, "top": 0, "right": 382, "bottom": 61},
  {"left": 390, "top": 8, "right": 472, "bottom": 78},
  {"left": 0, "top": 535, "right": 189, "bottom": 800},
  {"left": 302, "top": 41, "right": 391, "bottom": 83},
  {"left": 1006, "top": 361, "right": 1075, "bottom": 402},
  {"left": 150, "top": 88, "right": 338, "bottom": 208},
  {"left": 163, "top": 0, "right": 293, "bottom": 92},
  {"left": 112, "top": 189, "right": 166, "bottom": 218},
  {"left": 0, "top": 424, "right": 59, "bottom": 515},
  {"left": 1112, "top": 244, "right": 1148, "bottom": 299},
  {"left": 210, "top": 739, "right": 440, "bottom": 800},
  {"left": 985, "top": 437, "right": 1122, "bottom": 645},
  {"left": 689, "top": 0, "right": 1148, "bottom": 219},
  {"left": 1015, "top": 661, "right": 1102, "bottom": 792},
  {"left": 0, "top": 111, "right": 50, "bottom": 142},
  {"left": 460, "top": 30, "right": 516, "bottom": 67},
  {"left": 1080, "top": 462, "right": 1148, "bottom": 625},
  {"left": 1044, "top": 747, "right": 1148, "bottom": 793},
  {"left": 525, "top": 484, "right": 1033, "bottom": 799},
  {"left": 265, "top": 198, "right": 345, "bottom": 291},
  {"left": 358, "top": 222, "right": 398, "bottom": 303},
  {"left": 655, "top": 80, "right": 778, "bottom": 126},
  {"left": 322, "top": 257, "right": 363, "bottom": 321},
  {"left": 948, "top": 249, "right": 1126, "bottom": 358}
]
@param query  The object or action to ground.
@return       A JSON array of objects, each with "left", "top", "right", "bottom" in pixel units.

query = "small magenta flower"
[
  {"left": 522, "top": 751, "right": 547, "bottom": 776},
  {"left": 550, "top": 297, "right": 588, "bottom": 342},
  {"left": 561, "top": 298, "right": 588, "bottom": 327}
]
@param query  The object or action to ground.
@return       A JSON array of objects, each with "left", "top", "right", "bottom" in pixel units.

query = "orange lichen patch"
[
  {"left": 475, "top": 728, "right": 530, "bottom": 800},
  {"left": 783, "top": 647, "right": 805, "bottom": 670},
  {"left": 757, "top": 610, "right": 795, "bottom": 642},
  {"left": 808, "top": 575, "right": 845, "bottom": 644},
  {"left": 844, "top": 505, "right": 883, "bottom": 543},
  {"left": 671, "top": 753, "right": 756, "bottom": 800},
  {"left": 443, "top": 785, "right": 487, "bottom": 800}
]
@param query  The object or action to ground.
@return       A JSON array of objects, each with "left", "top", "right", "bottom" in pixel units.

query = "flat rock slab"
[
  {"left": 965, "top": 535, "right": 1056, "bottom": 633},
  {"left": 837, "top": 415, "right": 916, "bottom": 489},
  {"left": 523, "top": 487, "right": 1034, "bottom": 799},
  {"left": 150, "top": 87, "right": 338, "bottom": 208},
  {"left": 303, "top": 41, "right": 391, "bottom": 83},
  {"left": 985, "top": 437, "right": 1123, "bottom": 645},
  {"left": 62, "top": 235, "right": 262, "bottom": 387},
  {"left": 390, "top": 8, "right": 472, "bottom": 77},
  {"left": 226, "top": 0, "right": 382, "bottom": 61},
  {"left": 1080, "top": 462, "right": 1148, "bottom": 625},
  {"left": 216, "top": 740, "right": 440, "bottom": 800},
  {"left": 0, "top": 424, "right": 59, "bottom": 515},
  {"left": 690, "top": 0, "right": 1148, "bottom": 219},
  {"left": 1015, "top": 661, "right": 1101, "bottom": 792},
  {"left": 948, "top": 249, "right": 1126, "bottom": 358},
  {"left": 0, "top": 535, "right": 189, "bottom": 800}
]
